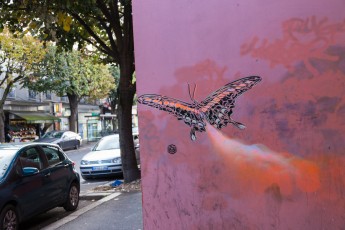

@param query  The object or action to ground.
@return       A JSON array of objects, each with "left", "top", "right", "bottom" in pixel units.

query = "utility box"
[{"left": 133, "top": 0, "right": 345, "bottom": 229}]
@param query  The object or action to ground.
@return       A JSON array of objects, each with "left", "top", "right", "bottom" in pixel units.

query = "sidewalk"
[
  {"left": 43, "top": 191, "right": 143, "bottom": 230},
  {"left": 45, "top": 140, "right": 144, "bottom": 230}
]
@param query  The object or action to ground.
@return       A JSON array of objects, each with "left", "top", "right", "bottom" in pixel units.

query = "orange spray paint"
[{"left": 207, "top": 125, "right": 320, "bottom": 195}]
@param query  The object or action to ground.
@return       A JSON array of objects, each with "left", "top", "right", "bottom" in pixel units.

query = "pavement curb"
[
  {"left": 79, "top": 191, "right": 115, "bottom": 200},
  {"left": 42, "top": 192, "right": 122, "bottom": 230}
]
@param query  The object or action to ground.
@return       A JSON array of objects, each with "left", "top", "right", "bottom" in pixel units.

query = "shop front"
[{"left": 7, "top": 112, "right": 60, "bottom": 142}]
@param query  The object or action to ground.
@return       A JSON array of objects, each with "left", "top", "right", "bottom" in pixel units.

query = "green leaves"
[
  {"left": 27, "top": 46, "right": 115, "bottom": 101},
  {"left": 0, "top": 27, "right": 46, "bottom": 87}
]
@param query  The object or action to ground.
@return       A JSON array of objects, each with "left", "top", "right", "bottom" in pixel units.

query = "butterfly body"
[{"left": 138, "top": 76, "right": 261, "bottom": 141}]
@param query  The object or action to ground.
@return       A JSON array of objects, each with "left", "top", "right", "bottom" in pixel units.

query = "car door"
[
  {"left": 58, "top": 132, "right": 67, "bottom": 150},
  {"left": 13, "top": 147, "right": 50, "bottom": 218},
  {"left": 39, "top": 145, "right": 72, "bottom": 205},
  {"left": 62, "top": 132, "right": 73, "bottom": 149}
]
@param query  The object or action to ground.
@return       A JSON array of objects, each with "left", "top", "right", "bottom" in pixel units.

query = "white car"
[
  {"left": 80, "top": 133, "right": 140, "bottom": 180},
  {"left": 80, "top": 134, "right": 122, "bottom": 180}
]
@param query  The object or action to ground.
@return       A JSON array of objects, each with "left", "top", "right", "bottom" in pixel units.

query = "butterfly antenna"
[
  {"left": 188, "top": 83, "right": 193, "bottom": 101},
  {"left": 192, "top": 84, "right": 197, "bottom": 102},
  {"left": 188, "top": 83, "right": 197, "bottom": 103}
]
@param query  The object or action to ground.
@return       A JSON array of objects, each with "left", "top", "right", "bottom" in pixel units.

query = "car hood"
[
  {"left": 82, "top": 149, "right": 121, "bottom": 161},
  {"left": 34, "top": 138, "right": 59, "bottom": 143}
]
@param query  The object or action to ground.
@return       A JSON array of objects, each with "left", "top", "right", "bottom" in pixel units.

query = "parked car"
[
  {"left": 35, "top": 130, "right": 82, "bottom": 151},
  {"left": 132, "top": 127, "right": 140, "bottom": 165},
  {"left": 80, "top": 134, "right": 140, "bottom": 180},
  {"left": 0, "top": 143, "right": 80, "bottom": 229}
]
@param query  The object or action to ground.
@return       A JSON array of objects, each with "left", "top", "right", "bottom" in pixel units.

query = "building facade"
[{"left": 2, "top": 83, "right": 100, "bottom": 142}]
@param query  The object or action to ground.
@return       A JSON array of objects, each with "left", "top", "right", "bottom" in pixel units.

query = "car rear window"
[{"left": 0, "top": 150, "right": 17, "bottom": 179}]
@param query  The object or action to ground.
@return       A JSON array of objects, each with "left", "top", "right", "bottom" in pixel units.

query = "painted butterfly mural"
[{"left": 137, "top": 76, "right": 262, "bottom": 141}]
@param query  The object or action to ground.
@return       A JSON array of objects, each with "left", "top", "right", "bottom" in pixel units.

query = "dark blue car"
[{"left": 0, "top": 143, "right": 80, "bottom": 230}]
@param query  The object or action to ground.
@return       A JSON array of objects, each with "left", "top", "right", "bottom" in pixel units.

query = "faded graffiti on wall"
[
  {"left": 241, "top": 16, "right": 345, "bottom": 75},
  {"left": 133, "top": 0, "right": 345, "bottom": 226},
  {"left": 138, "top": 76, "right": 262, "bottom": 141}
]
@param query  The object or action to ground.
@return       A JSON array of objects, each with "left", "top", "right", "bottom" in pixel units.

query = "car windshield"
[
  {"left": 93, "top": 136, "right": 120, "bottom": 151},
  {"left": 0, "top": 150, "right": 17, "bottom": 180},
  {"left": 43, "top": 131, "right": 64, "bottom": 138}
]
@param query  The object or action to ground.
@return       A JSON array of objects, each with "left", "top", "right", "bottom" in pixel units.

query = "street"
[{"left": 20, "top": 141, "right": 122, "bottom": 230}]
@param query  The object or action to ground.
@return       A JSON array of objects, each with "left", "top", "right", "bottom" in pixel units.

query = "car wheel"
[
  {"left": 0, "top": 204, "right": 19, "bottom": 230},
  {"left": 63, "top": 183, "right": 80, "bottom": 211},
  {"left": 81, "top": 175, "right": 90, "bottom": 180},
  {"left": 74, "top": 141, "right": 80, "bottom": 150}
]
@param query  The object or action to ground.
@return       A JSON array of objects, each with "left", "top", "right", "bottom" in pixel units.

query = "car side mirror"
[{"left": 22, "top": 167, "right": 39, "bottom": 176}]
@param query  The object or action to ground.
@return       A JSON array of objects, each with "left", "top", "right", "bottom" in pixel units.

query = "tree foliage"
[
  {"left": 25, "top": 46, "right": 115, "bottom": 132},
  {"left": 0, "top": 28, "right": 46, "bottom": 142},
  {"left": 0, "top": 0, "right": 140, "bottom": 182},
  {"left": 27, "top": 46, "right": 115, "bottom": 101}
]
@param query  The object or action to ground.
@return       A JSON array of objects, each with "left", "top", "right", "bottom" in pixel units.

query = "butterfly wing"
[
  {"left": 200, "top": 76, "right": 261, "bottom": 129},
  {"left": 137, "top": 94, "right": 207, "bottom": 140}
]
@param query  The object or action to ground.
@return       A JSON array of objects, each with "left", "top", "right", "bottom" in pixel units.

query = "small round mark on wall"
[{"left": 167, "top": 144, "right": 177, "bottom": 154}]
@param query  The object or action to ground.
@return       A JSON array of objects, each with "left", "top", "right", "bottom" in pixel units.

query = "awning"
[{"left": 11, "top": 112, "right": 60, "bottom": 124}]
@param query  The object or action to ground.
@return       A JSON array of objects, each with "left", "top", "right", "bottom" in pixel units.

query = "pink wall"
[{"left": 133, "top": 0, "right": 345, "bottom": 228}]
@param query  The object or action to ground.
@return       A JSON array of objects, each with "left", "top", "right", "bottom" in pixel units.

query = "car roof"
[
  {"left": 47, "top": 130, "right": 65, "bottom": 133},
  {"left": 0, "top": 142, "right": 59, "bottom": 150},
  {"left": 103, "top": 134, "right": 119, "bottom": 138},
  {"left": 132, "top": 127, "right": 139, "bottom": 134},
  {"left": 101, "top": 134, "right": 120, "bottom": 140}
]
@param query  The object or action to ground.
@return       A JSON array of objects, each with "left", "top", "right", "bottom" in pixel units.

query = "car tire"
[
  {"left": 81, "top": 175, "right": 90, "bottom": 180},
  {"left": 0, "top": 204, "right": 19, "bottom": 230},
  {"left": 74, "top": 141, "right": 80, "bottom": 150},
  {"left": 63, "top": 183, "right": 80, "bottom": 211}
]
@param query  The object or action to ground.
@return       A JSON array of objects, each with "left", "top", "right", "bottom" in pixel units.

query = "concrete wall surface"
[{"left": 133, "top": 0, "right": 345, "bottom": 229}]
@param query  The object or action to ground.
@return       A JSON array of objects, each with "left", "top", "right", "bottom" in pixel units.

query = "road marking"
[{"left": 42, "top": 192, "right": 121, "bottom": 230}]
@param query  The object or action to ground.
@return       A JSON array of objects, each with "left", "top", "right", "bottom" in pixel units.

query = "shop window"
[{"left": 28, "top": 90, "right": 37, "bottom": 100}]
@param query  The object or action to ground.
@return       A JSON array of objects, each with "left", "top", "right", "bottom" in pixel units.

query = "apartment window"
[
  {"left": 28, "top": 90, "right": 37, "bottom": 100},
  {"left": 61, "top": 96, "right": 68, "bottom": 102},
  {"left": 45, "top": 92, "right": 52, "bottom": 100},
  {"left": 8, "top": 88, "right": 16, "bottom": 98}
]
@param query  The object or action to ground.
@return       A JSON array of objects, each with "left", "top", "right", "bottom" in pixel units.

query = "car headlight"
[
  {"left": 80, "top": 160, "right": 89, "bottom": 165},
  {"left": 112, "top": 157, "right": 121, "bottom": 164}
]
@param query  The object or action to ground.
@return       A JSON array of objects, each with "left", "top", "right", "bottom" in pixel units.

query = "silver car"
[
  {"left": 80, "top": 134, "right": 122, "bottom": 180},
  {"left": 35, "top": 131, "right": 82, "bottom": 151}
]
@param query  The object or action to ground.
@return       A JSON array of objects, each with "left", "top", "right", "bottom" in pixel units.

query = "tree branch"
[
  {"left": 96, "top": 15, "right": 118, "bottom": 56},
  {"left": 96, "top": 0, "right": 123, "bottom": 52},
  {"left": 68, "top": 10, "right": 120, "bottom": 63}
]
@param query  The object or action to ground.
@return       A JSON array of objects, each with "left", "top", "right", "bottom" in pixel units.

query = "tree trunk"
[
  {"left": 0, "top": 83, "right": 14, "bottom": 143},
  {"left": 118, "top": 85, "right": 140, "bottom": 182},
  {"left": 118, "top": 49, "right": 140, "bottom": 182},
  {"left": 67, "top": 93, "right": 78, "bottom": 132},
  {"left": 110, "top": 0, "right": 139, "bottom": 182},
  {"left": 0, "top": 107, "right": 5, "bottom": 143}
]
